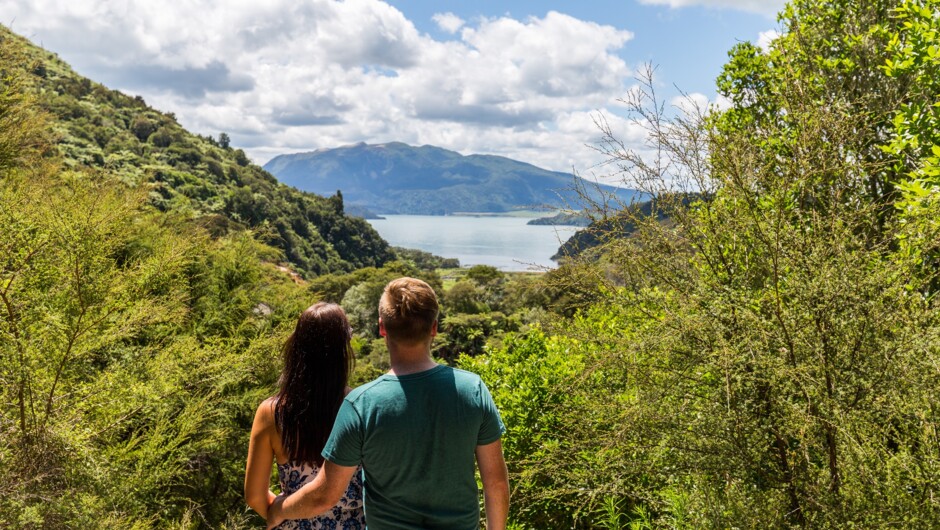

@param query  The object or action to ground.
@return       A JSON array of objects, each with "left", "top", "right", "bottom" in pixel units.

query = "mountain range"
[{"left": 264, "top": 142, "right": 642, "bottom": 215}]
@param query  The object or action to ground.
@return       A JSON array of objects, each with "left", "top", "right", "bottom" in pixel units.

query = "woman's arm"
[
  {"left": 267, "top": 460, "right": 358, "bottom": 529},
  {"left": 245, "top": 400, "right": 278, "bottom": 519}
]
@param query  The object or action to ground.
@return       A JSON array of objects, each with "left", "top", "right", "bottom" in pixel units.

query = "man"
[{"left": 267, "top": 277, "right": 509, "bottom": 529}]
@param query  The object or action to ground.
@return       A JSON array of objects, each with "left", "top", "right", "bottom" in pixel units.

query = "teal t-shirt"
[{"left": 322, "top": 365, "right": 505, "bottom": 530}]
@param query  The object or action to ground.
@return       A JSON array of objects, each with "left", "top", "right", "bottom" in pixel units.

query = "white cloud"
[
  {"left": 432, "top": 12, "right": 465, "bottom": 34},
  {"left": 713, "top": 93, "right": 732, "bottom": 111},
  {"left": 637, "top": 0, "right": 786, "bottom": 16},
  {"left": 670, "top": 92, "right": 711, "bottom": 116},
  {"left": 1, "top": 0, "right": 639, "bottom": 173},
  {"left": 757, "top": 29, "right": 781, "bottom": 51}
]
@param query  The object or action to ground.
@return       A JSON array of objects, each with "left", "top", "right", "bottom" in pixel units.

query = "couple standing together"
[{"left": 245, "top": 277, "right": 510, "bottom": 529}]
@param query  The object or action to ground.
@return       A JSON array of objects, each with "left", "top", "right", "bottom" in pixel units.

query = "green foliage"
[
  {"left": 0, "top": 168, "right": 309, "bottom": 527},
  {"left": 130, "top": 116, "right": 157, "bottom": 141},
  {"left": 392, "top": 246, "right": 460, "bottom": 270},
  {"left": 511, "top": 3, "right": 940, "bottom": 526},
  {"left": 1, "top": 179, "right": 311, "bottom": 527},
  {"left": 466, "top": 264, "right": 502, "bottom": 284},
  {"left": 0, "top": 30, "right": 322, "bottom": 528},
  {"left": 0, "top": 66, "right": 48, "bottom": 173},
  {"left": 459, "top": 327, "right": 589, "bottom": 527},
  {"left": 444, "top": 280, "right": 490, "bottom": 314},
  {"left": 474, "top": 3, "right": 940, "bottom": 528},
  {"left": 881, "top": 0, "right": 940, "bottom": 164},
  {"left": 362, "top": 338, "right": 391, "bottom": 372},
  {"left": 462, "top": 265, "right": 513, "bottom": 313},
  {"left": 342, "top": 280, "right": 388, "bottom": 338},
  {"left": 882, "top": 0, "right": 940, "bottom": 290},
  {"left": 710, "top": 0, "right": 935, "bottom": 228},
  {"left": 435, "top": 312, "right": 519, "bottom": 362},
  {"left": 499, "top": 274, "right": 551, "bottom": 315}
]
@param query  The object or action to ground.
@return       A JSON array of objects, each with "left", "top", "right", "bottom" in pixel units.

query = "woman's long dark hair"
[{"left": 274, "top": 302, "right": 355, "bottom": 466}]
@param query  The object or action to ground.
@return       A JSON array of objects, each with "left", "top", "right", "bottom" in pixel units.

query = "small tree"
[
  {"left": 130, "top": 116, "right": 157, "bottom": 141},
  {"left": 234, "top": 148, "right": 249, "bottom": 167}
]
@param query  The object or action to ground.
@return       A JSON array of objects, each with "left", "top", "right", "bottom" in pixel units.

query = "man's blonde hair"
[{"left": 379, "top": 277, "right": 439, "bottom": 344}]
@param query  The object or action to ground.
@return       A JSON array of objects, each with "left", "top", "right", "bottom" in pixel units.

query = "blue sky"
[{"left": 2, "top": 0, "right": 784, "bottom": 173}]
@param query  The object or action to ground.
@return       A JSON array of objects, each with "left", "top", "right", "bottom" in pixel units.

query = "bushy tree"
[
  {"left": 497, "top": 1, "right": 940, "bottom": 527},
  {"left": 129, "top": 116, "right": 157, "bottom": 141},
  {"left": 444, "top": 280, "right": 489, "bottom": 314},
  {"left": 0, "top": 46, "right": 316, "bottom": 528},
  {"left": 434, "top": 312, "right": 519, "bottom": 362},
  {"left": 882, "top": 0, "right": 940, "bottom": 290},
  {"left": 341, "top": 280, "right": 388, "bottom": 338}
]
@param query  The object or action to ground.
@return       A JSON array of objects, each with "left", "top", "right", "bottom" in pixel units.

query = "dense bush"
[
  {"left": 471, "top": 2, "right": 940, "bottom": 527},
  {"left": 0, "top": 160, "right": 311, "bottom": 528},
  {"left": 0, "top": 28, "right": 381, "bottom": 528}
]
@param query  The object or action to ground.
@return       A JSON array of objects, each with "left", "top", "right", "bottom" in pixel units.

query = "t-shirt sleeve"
[
  {"left": 321, "top": 398, "right": 363, "bottom": 467},
  {"left": 477, "top": 379, "right": 505, "bottom": 445}
]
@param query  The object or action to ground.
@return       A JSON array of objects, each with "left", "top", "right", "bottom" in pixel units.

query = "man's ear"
[
  {"left": 430, "top": 319, "right": 438, "bottom": 338},
  {"left": 378, "top": 317, "right": 387, "bottom": 337}
]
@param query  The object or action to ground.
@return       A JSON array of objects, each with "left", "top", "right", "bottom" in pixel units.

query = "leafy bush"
[
  {"left": 435, "top": 312, "right": 519, "bottom": 362},
  {"left": 459, "top": 328, "right": 588, "bottom": 527}
]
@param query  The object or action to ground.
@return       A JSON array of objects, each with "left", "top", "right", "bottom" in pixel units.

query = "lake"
[{"left": 367, "top": 214, "right": 579, "bottom": 271}]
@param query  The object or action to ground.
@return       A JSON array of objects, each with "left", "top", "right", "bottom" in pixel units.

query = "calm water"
[{"left": 367, "top": 214, "right": 578, "bottom": 271}]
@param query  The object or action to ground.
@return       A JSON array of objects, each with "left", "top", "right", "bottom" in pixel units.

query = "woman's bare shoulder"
[{"left": 253, "top": 396, "right": 278, "bottom": 428}]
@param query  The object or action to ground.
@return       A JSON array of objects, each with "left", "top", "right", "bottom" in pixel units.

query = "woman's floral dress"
[{"left": 275, "top": 460, "right": 365, "bottom": 530}]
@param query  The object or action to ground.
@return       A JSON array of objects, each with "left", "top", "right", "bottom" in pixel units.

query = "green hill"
[
  {"left": 0, "top": 25, "right": 393, "bottom": 277},
  {"left": 264, "top": 142, "right": 643, "bottom": 215},
  {"left": 552, "top": 194, "right": 698, "bottom": 261}
]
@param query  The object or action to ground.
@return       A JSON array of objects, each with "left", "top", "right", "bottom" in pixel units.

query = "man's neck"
[{"left": 386, "top": 341, "right": 438, "bottom": 376}]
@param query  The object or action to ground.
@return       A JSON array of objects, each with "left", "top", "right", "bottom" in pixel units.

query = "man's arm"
[
  {"left": 476, "top": 439, "right": 509, "bottom": 530},
  {"left": 266, "top": 460, "right": 358, "bottom": 529}
]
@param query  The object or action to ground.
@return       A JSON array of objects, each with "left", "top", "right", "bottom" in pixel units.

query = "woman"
[{"left": 245, "top": 302, "right": 365, "bottom": 529}]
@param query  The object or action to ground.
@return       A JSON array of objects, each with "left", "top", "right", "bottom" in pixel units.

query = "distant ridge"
[{"left": 264, "top": 142, "right": 642, "bottom": 215}]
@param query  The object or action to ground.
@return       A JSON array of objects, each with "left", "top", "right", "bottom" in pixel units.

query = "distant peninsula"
[
  {"left": 263, "top": 142, "right": 641, "bottom": 215},
  {"left": 527, "top": 211, "right": 592, "bottom": 227}
]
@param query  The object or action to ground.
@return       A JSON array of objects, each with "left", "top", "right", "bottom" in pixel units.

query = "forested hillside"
[
  {"left": 550, "top": 195, "right": 695, "bottom": 261},
  {"left": 0, "top": 25, "right": 393, "bottom": 277}
]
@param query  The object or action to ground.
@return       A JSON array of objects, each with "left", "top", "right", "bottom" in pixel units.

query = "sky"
[{"left": 1, "top": 0, "right": 785, "bottom": 176}]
